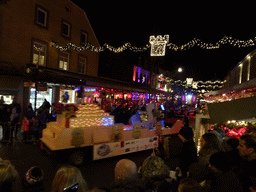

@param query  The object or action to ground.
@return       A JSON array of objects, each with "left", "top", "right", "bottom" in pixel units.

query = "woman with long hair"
[
  {"left": 51, "top": 165, "right": 89, "bottom": 192},
  {"left": 198, "top": 132, "right": 225, "bottom": 165},
  {"left": 0, "top": 160, "right": 19, "bottom": 191},
  {"left": 141, "top": 156, "right": 178, "bottom": 192}
]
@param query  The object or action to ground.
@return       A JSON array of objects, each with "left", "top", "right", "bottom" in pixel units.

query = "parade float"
[{"left": 41, "top": 101, "right": 184, "bottom": 164}]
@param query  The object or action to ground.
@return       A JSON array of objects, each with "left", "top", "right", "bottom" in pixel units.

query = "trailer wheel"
[{"left": 69, "top": 150, "right": 84, "bottom": 165}]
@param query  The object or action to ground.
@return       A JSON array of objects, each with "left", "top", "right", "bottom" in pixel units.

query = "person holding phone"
[{"left": 51, "top": 165, "right": 89, "bottom": 192}]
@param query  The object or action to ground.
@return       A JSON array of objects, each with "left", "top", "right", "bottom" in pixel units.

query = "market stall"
[{"left": 195, "top": 96, "right": 256, "bottom": 149}]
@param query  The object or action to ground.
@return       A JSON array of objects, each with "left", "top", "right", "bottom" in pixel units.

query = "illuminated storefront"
[{"left": 29, "top": 87, "right": 53, "bottom": 110}]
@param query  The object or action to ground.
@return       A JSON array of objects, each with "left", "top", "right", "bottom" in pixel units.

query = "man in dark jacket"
[
  {"left": 237, "top": 135, "right": 256, "bottom": 192},
  {"left": 111, "top": 159, "right": 145, "bottom": 192},
  {"left": 209, "top": 151, "right": 243, "bottom": 192},
  {"left": 178, "top": 125, "right": 198, "bottom": 178}
]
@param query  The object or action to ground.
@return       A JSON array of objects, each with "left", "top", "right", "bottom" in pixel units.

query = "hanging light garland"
[{"left": 52, "top": 36, "right": 256, "bottom": 54}]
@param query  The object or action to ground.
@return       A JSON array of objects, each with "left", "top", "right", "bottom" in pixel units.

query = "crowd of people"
[
  {"left": 0, "top": 97, "right": 256, "bottom": 191},
  {"left": 0, "top": 121, "right": 256, "bottom": 191},
  {"left": 0, "top": 98, "right": 52, "bottom": 144}
]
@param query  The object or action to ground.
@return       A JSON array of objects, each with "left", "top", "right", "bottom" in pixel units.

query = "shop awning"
[
  {"left": 207, "top": 96, "right": 256, "bottom": 124},
  {"left": 25, "top": 64, "right": 150, "bottom": 93}
]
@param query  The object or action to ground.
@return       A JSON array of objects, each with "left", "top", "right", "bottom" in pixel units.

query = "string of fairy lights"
[
  {"left": 52, "top": 36, "right": 256, "bottom": 54},
  {"left": 165, "top": 79, "right": 225, "bottom": 90}
]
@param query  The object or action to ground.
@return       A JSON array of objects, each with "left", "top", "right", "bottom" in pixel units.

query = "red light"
[
  {"left": 140, "top": 94, "right": 144, "bottom": 99},
  {"left": 94, "top": 92, "right": 100, "bottom": 98},
  {"left": 127, "top": 93, "right": 132, "bottom": 99},
  {"left": 119, "top": 94, "right": 123, "bottom": 99}
]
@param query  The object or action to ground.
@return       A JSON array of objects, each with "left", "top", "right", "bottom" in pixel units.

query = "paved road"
[{"left": 0, "top": 141, "right": 153, "bottom": 192}]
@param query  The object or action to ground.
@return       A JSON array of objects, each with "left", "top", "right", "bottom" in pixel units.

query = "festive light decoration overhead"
[
  {"left": 149, "top": 35, "right": 169, "bottom": 56},
  {"left": 204, "top": 87, "right": 256, "bottom": 103},
  {"left": 165, "top": 78, "right": 226, "bottom": 92},
  {"left": 52, "top": 36, "right": 256, "bottom": 55}
]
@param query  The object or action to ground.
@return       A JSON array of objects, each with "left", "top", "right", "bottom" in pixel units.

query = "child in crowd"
[{"left": 22, "top": 116, "right": 30, "bottom": 142}]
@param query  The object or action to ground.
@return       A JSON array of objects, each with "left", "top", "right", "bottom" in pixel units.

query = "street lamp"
[{"left": 178, "top": 67, "right": 183, "bottom": 73}]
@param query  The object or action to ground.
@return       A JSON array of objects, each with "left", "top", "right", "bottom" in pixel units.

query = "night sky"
[{"left": 71, "top": 1, "right": 256, "bottom": 81}]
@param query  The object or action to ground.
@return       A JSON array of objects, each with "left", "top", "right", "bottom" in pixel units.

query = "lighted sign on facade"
[{"left": 133, "top": 66, "right": 150, "bottom": 84}]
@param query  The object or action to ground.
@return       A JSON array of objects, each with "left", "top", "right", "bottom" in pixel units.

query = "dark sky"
[{"left": 71, "top": 1, "right": 256, "bottom": 81}]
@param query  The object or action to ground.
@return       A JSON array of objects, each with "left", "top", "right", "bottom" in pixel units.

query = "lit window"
[
  {"left": 239, "top": 63, "right": 243, "bottom": 84},
  {"left": 32, "top": 41, "right": 47, "bottom": 66},
  {"left": 247, "top": 57, "right": 251, "bottom": 81},
  {"left": 59, "top": 52, "right": 69, "bottom": 70}
]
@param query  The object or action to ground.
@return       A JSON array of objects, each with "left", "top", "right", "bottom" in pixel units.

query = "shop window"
[
  {"left": 29, "top": 88, "right": 52, "bottom": 110},
  {"left": 77, "top": 56, "right": 86, "bottom": 74},
  {"left": 0, "top": 95, "right": 14, "bottom": 105},
  {"left": 59, "top": 51, "right": 69, "bottom": 70},
  {"left": 35, "top": 4, "right": 49, "bottom": 29},
  {"left": 32, "top": 40, "right": 47, "bottom": 66},
  {"left": 80, "top": 31, "right": 88, "bottom": 45},
  {"left": 61, "top": 20, "right": 71, "bottom": 38}
]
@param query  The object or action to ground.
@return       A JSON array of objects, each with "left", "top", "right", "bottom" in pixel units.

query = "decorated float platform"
[{"left": 41, "top": 103, "right": 184, "bottom": 161}]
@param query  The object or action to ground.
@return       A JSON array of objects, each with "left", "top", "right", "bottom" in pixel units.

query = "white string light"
[{"left": 52, "top": 36, "right": 256, "bottom": 54}]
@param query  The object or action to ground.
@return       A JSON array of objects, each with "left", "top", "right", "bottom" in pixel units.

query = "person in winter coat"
[
  {"left": 51, "top": 165, "right": 89, "bottom": 192},
  {"left": 24, "top": 104, "right": 35, "bottom": 120},
  {"left": 9, "top": 107, "right": 19, "bottom": 142},
  {"left": 198, "top": 133, "right": 225, "bottom": 165},
  {"left": 22, "top": 116, "right": 30, "bottom": 142},
  {"left": 141, "top": 156, "right": 178, "bottom": 192},
  {"left": 1, "top": 105, "right": 12, "bottom": 141},
  {"left": 236, "top": 135, "right": 256, "bottom": 192},
  {"left": 37, "top": 106, "right": 48, "bottom": 138},
  {"left": 208, "top": 151, "right": 243, "bottom": 192},
  {"left": 178, "top": 125, "right": 198, "bottom": 177}
]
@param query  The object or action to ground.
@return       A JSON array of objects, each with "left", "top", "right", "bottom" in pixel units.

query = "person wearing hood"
[
  {"left": 208, "top": 151, "right": 243, "bottom": 192},
  {"left": 178, "top": 124, "right": 198, "bottom": 178}
]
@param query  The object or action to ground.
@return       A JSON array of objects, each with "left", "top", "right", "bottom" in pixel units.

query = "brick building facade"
[{"left": 0, "top": 0, "right": 99, "bottom": 110}]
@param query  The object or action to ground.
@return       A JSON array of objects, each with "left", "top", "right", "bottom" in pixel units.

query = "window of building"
[
  {"left": 77, "top": 56, "right": 86, "bottom": 74},
  {"left": 239, "top": 63, "right": 243, "bottom": 84},
  {"left": 32, "top": 40, "right": 47, "bottom": 66},
  {"left": 80, "top": 31, "right": 88, "bottom": 45},
  {"left": 59, "top": 51, "right": 69, "bottom": 70},
  {"left": 61, "top": 20, "right": 71, "bottom": 38},
  {"left": 247, "top": 55, "right": 251, "bottom": 81},
  {"left": 35, "top": 4, "right": 49, "bottom": 29}
]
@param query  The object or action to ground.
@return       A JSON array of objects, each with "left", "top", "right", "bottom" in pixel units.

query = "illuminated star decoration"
[{"left": 149, "top": 35, "right": 169, "bottom": 56}]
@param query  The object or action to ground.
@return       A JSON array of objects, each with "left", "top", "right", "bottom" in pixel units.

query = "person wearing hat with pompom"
[{"left": 22, "top": 166, "right": 44, "bottom": 192}]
